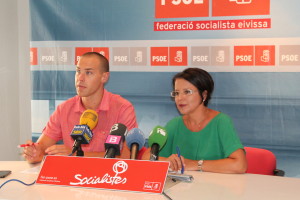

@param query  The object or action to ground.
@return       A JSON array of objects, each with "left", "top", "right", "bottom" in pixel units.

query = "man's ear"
[{"left": 101, "top": 72, "right": 110, "bottom": 83}]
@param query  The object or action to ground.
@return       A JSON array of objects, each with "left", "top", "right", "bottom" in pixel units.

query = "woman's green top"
[{"left": 159, "top": 113, "right": 244, "bottom": 160}]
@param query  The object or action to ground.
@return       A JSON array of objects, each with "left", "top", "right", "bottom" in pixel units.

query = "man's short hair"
[{"left": 81, "top": 52, "right": 109, "bottom": 72}]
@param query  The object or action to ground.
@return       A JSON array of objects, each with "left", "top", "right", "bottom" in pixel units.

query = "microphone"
[
  {"left": 148, "top": 126, "right": 168, "bottom": 161},
  {"left": 104, "top": 123, "right": 127, "bottom": 158},
  {"left": 70, "top": 109, "right": 98, "bottom": 156},
  {"left": 125, "top": 128, "right": 145, "bottom": 160},
  {"left": 79, "top": 109, "right": 98, "bottom": 130}
]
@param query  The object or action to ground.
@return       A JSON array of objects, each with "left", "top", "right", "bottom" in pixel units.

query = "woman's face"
[{"left": 173, "top": 78, "right": 203, "bottom": 115}]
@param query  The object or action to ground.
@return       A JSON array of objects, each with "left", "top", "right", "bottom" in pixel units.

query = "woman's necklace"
[
  {"left": 185, "top": 109, "right": 209, "bottom": 130},
  {"left": 186, "top": 117, "right": 205, "bottom": 127}
]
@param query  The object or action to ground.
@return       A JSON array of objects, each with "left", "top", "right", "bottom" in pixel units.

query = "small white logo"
[
  {"left": 175, "top": 51, "right": 183, "bottom": 62},
  {"left": 30, "top": 51, "right": 34, "bottom": 63},
  {"left": 110, "top": 124, "right": 119, "bottom": 132},
  {"left": 113, "top": 161, "right": 128, "bottom": 174},
  {"left": 157, "top": 128, "right": 166, "bottom": 136},
  {"left": 135, "top": 51, "right": 143, "bottom": 63},
  {"left": 60, "top": 51, "right": 68, "bottom": 63},
  {"left": 216, "top": 50, "right": 225, "bottom": 63},
  {"left": 261, "top": 50, "right": 270, "bottom": 62},
  {"left": 229, "top": 0, "right": 252, "bottom": 5},
  {"left": 144, "top": 181, "right": 161, "bottom": 191},
  {"left": 99, "top": 51, "right": 105, "bottom": 56}
]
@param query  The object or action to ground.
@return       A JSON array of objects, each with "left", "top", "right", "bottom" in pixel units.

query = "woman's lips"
[{"left": 178, "top": 104, "right": 186, "bottom": 108}]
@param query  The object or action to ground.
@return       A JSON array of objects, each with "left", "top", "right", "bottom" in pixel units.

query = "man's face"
[{"left": 75, "top": 55, "right": 108, "bottom": 98}]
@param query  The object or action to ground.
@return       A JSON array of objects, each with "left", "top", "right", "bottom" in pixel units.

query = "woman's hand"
[{"left": 167, "top": 154, "right": 185, "bottom": 173}]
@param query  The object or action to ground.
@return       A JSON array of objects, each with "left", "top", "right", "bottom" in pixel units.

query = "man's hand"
[{"left": 23, "top": 140, "right": 44, "bottom": 163}]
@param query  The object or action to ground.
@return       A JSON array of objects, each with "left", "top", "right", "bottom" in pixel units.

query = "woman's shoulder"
[
  {"left": 210, "top": 112, "right": 235, "bottom": 130},
  {"left": 208, "top": 112, "right": 233, "bottom": 126},
  {"left": 213, "top": 112, "right": 231, "bottom": 120}
]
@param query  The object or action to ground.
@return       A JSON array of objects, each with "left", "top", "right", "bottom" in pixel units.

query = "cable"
[
  {"left": 0, "top": 179, "right": 36, "bottom": 189},
  {"left": 162, "top": 191, "right": 173, "bottom": 200}
]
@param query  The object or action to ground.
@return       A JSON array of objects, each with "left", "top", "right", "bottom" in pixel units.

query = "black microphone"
[
  {"left": 125, "top": 128, "right": 145, "bottom": 160},
  {"left": 104, "top": 123, "right": 127, "bottom": 158},
  {"left": 70, "top": 109, "right": 98, "bottom": 156},
  {"left": 148, "top": 126, "right": 168, "bottom": 161}
]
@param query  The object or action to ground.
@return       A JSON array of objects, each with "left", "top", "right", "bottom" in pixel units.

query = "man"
[{"left": 23, "top": 52, "right": 138, "bottom": 163}]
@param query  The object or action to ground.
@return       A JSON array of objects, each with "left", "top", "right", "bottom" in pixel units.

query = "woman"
[{"left": 159, "top": 68, "right": 247, "bottom": 173}]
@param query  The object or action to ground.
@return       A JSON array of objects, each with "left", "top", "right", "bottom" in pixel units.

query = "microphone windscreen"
[
  {"left": 126, "top": 128, "right": 145, "bottom": 151},
  {"left": 79, "top": 109, "right": 98, "bottom": 130},
  {"left": 109, "top": 123, "right": 127, "bottom": 139},
  {"left": 148, "top": 126, "right": 168, "bottom": 150}
]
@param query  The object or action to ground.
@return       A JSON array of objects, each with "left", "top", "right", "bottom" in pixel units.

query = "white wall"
[{"left": 0, "top": 0, "right": 31, "bottom": 160}]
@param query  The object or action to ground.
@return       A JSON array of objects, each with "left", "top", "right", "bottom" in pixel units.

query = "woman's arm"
[{"left": 183, "top": 148, "right": 247, "bottom": 174}]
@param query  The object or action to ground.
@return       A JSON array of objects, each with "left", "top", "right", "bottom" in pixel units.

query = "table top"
[{"left": 1, "top": 161, "right": 300, "bottom": 200}]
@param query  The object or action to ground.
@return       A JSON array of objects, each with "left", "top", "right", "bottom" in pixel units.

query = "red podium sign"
[{"left": 36, "top": 156, "right": 169, "bottom": 194}]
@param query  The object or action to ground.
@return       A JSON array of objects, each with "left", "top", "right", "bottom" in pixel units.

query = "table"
[{"left": 1, "top": 161, "right": 300, "bottom": 200}]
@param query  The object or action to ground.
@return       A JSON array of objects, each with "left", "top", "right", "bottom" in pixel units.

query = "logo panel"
[
  {"left": 30, "top": 48, "right": 38, "bottom": 65},
  {"left": 75, "top": 47, "right": 93, "bottom": 65},
  {"left": 93, "top": 47, "right": 110, "bottom": 61},
  {"left": 211, "top": 46, "right": 230, "bottom": 66},
  {"left": 255, "top": 45, "right": 275, "bottom": 66},
  {"left": 191, "top": 46, "right": 210, "bottom": 66},
  {"left": 169, "top": 47, "right": 187, "bottom": 66},
  {"left": 112, "top": 47, "right": 129, "bottom": 66},
  {"left": 212, "top": 0, "right": 270, "bottom": 17},
  {"left": 151, "top": 47, "right": 169, "bottom": 66},
  {"left": 234, "top": 46, "right": 254, "bottom": 66},
  {"left": 279, "top": 45, "right": 300, "bottom": 66},
  {"left": 155, "top": 0, "right": 209, "bottom": 18}
]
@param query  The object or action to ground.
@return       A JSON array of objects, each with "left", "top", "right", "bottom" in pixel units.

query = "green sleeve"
[{"left": 217, "top": 114, "right": 244, "bottom": 157}]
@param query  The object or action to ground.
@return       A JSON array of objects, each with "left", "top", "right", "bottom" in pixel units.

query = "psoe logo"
[{"left": 144, "top": 181, "right": 162, "bottom": 191}]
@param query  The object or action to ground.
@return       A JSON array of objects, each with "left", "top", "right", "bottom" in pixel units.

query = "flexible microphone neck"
[
  {"left": 71, "top": 140, "right": 82, "bottom": 154},
  {"left": 150, "top": 143, "right": 160, "bottom": 161},
  {"left": 104, "top": 148, "right": 117, "bottom": 158},
  {"left": 76, "top": 144, "right": 84, "bottom": 156}
]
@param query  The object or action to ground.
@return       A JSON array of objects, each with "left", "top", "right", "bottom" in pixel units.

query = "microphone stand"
[
  {"left": 76, "top": 144, "right": 84, "bottom": 156},
  {"left": 71, "top": 140, "right": 84, "bottom": 157}
]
